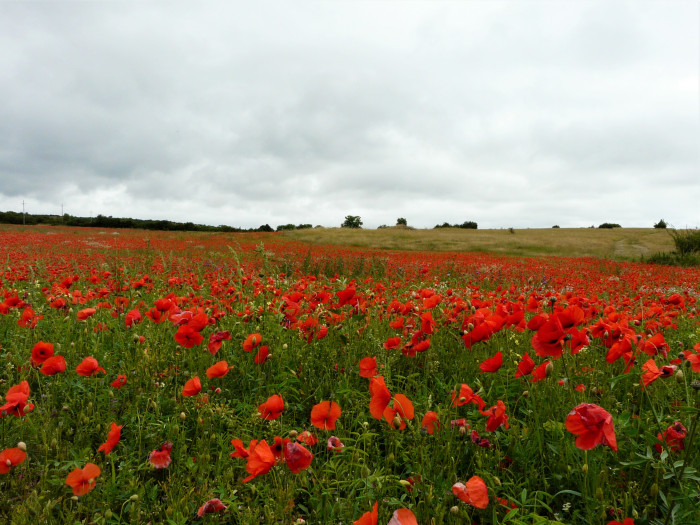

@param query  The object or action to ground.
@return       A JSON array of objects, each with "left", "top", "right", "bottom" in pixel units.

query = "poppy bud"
[
  {"left": 467, "top": 323, "right": 474, "bottom": 331},
  {"left": 179, "top": 412, "right": 186, "bottom": 420},
  {"left": 17, "top": 441, "right": 26, "bottom": 452},
  {"left": 215, "top": 387, "right": 221, "bottom": 394},
  {"left": 387, "top": 453, "right": 395, "bottom": 463},
  {"left": 582, "top": 463, "right": 588, "bottom": 474},
  {"left": 691, "top": 380, "right": 700, "bottom": 391},
  {"left": 545, "top": 362, "right": 554, "bottom": 376},
  {"left": 71, "top": 496, "right": 79, "bottom": 501},
  {"left": 450, "top": 506, "right": 459, "bottom": 514},
  {"left": 398, "top": 480, "right": 411, "bottom": 487},
  {"left": 459, "top": 426, "right": 467, "bottom": 435},
  {"left": 650, "top": 483, "right": 659, "bottom": 498},
  {"left": 493, "top": 476, "right": 501, "bottom": 486},
  {"left": 283, "top": 344, "right": 288, "bottom": 350},
  {"left": 675, "top": 370, "right": 684, "bottom": 383},
  {"left": 522, "top": 391, "right": 529, "bottom": 397},
  {"left": 5, "top": 459, "right": 11, "bottom": 467},
  {"left": 595, "top": 487, "right": 604, "bottom": 500},
  {"left": 104, "top": 510, "right": 112, "bottom": 519}
]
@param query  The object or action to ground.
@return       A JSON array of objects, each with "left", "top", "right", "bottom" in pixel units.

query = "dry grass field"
[{"left": 281, "top": 226, "right": 676, "bottom": 260}]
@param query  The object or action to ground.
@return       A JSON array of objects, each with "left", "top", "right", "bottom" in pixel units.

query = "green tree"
[
  {"left": 341, "top": 215, "right": 363, "bottom": 228},
  {"left": 396, "top": 217, "right": 407, "bottom": 226}
]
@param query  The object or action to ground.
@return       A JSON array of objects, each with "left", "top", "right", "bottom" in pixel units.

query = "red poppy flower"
[
  {"left": 451, "top": 383, "right": 486, "bottom": 410},
  {"left": 354, "top": 501, "right": 378, "bottom": 525},
  {"left": 242, "top": 333, "right": 262, "bottom": 353},
  {"left": 480, "top": 351, "right": 503, "bottom": 373},
  {"left": 230, "top": 438, "right": 257, "bottom": 459},
  {"left": 421, "top": 411, "right": 440, "bottom": 435},
  {"left": 515, "top": 353, "right": 535, "bottom": 378},
  {"left": 254, "top": 345, "right": 269, "bottom": 364},
  {"left": 31, "top": 341, "right": 54, "bottom": 366},
  {"left": 297, "top": 431, "right": 318, "bottom": 446},
  {"left": 310, "top": 401, "right": 341, "bottom": 430},
  {"left": 359, "top": 356, "right": 378, "bottom": 378},
  {"left": 387, "top": 508, "right": 418, "bottom": 525},
  {"left": 182, "top": 377, "right": 202, "bottom": 397},
  {"left": 76, "top": 356, "right": 106, "bottom": 377},
  {"left": 98, "top": 422, "right": 122, "bottom": 455},
  {"left": 77, "top": 308, "right": 97, "bottom": 321},
  {"left": 18, "top": 307, "right": 42, "bottom": 328},
  {"left": 383, "top": 336, "right": 402, "bottom": 350},
  {"left": 197, "top": 498, "right": 227, "bottom": 517},
  {"left": 452, "top": 476, "right": 489, "bottom": 508},
  {"left": 258, "top": 394, "right": 284, "bottom": 420},
  {"left": 481, "top": 400, "right": 509, "bottom": 432},
  {"left": 531, "top": 315, "right": 566, "bottom": 359},
  {"left": 284, "top": 442, "right": 313, "bottom": 473},
  {"left": 149, "top": 441, "right": 173, "bottom": 469},
  {"left": 0, "top": 381, "right": 34, "bottom": 417},
  {"left": 642, "top": 333, "right": 668, "bottom": 357},
  {"left": 174, "top": 325, "right": 203, "bottom": 348},
  {"left": 655, "top": 421, "right": 687, "bottom": 453},
  {"left": 327, "top": 436, "right": 344, "bottom": 452},
  {"left": 530, "top": 360, "right": 551, "bottom": 382},
  {"left": 65, "top": 462, "right": 101, "bottom": 496},
  {"left": 607, "top": 519, "right": 635, "bottom": 525},
  {"left": 243, "top": 440, "right": 275, "bottom": 482},
  {"left": 383, "top": 393, "right": 414, "bottom": 430},
  {"left": 111, "top": 374, "right": 127, "bottom": 389},
  {"left": 40, "top": 355, "right": 66, "bottom": 376},
  {"left": 369, "top": 376, "right": 392, "bottom": 420},
  {"left": 207, "top": 330, "right": 231, "bottom": 355},
  {"left": 124, "top": 308, "right": 142, "bottom": 328},
  {"left": 0, "top": 447, "right": 27, "bottom": 474},
  {"left": 206, "top": 361, "right": 233, "bottom": 379},
  {"left": 565, "top": 403, "right": 617, "bottom": 452}
]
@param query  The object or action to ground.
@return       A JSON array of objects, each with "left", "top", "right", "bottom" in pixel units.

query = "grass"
[{"left": 281, "top": 227, "right": 676, "bottom": 260}]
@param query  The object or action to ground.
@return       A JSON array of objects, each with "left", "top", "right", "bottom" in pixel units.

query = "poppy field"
[{"left": 1, "top": 225, "right": 699, "bottom": 524}]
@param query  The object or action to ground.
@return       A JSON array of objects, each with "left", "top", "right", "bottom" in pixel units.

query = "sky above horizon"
[{"left": 1, "top": 1, "right": 698, "bottom": 230}]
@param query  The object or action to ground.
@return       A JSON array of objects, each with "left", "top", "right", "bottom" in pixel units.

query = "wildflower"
[
  {"left": 369, "top": 376, "right": 392, "bottom": 419},
  {"left": 149, "top": 442, "right": 173, "bottom": 469},
  {"left": 31, "top": 341, "right": 54, "bottom": 366},
  {"left": 197, "top": 498, "right": 227, "bottom": 517},
  {"left": 258, "top": 394, "right": 284, "bottom": 420},
  {"left": 383, "top": 394, "right": 414, "bottom": 430},
  {"left": 655, "top": 421, "right": 687, "bottom": 453},
  {"left": 174, "top": 325, "right": 203, "bottom": 348},
  {"left": 387, "top": 508, "right": 418, "bottom": 525},
  {"left": 515, "top": 353, "right": 535, "bottom": 378},
  {"left": 327, "top": 436, "right": 344, "bottom": 452},
  {"left": 206, "top": 361, "right": 233, "bottom": 379},
  {"left": 243, "top": 440, "right": 275, "bottom": 482},
  {"left": 297, "top": 431, "right": 318, "bottom": 446},
  {"left": 207, "top": 330, "right": 231, "bottom": 355},
  {"left": 242, "top": 333, "right": 262, "bottom": 353},
  {"left": 284, "top": 442, "right": 313, "bottom": 473},
  {"left": 230, "top": 438, "right": 257, "bottom": 459},
  {"left": 40, "top": 355, "right": 66, "bottom": 376},
  {"left": 565, "top": 403, "right": 617, "bottom": 451},
  {"left": 451, "top": 383, "right": 486, "bottom": 410},
  {"left": 182, "top": 377, "right": 202, "bottom": 397},
  {"left": 97, "top": 422, "right": 122, "bottom": 455},
  {"left": 111, "top": 374, "right": 127, "bottom": 389},
  {"left": 65, "top": 462, "right": 101, "bottom": 496},
  {"left": 0, "top": 381, "right": 34, "bottom": 417},
  {"left": 353, "top": 501, "right": 378, "bottom": 525},
  {"left": 0, "top": 447, "right": 27, "bottom": 474},
  {"left": 480, "top": 351, "right": 503, "bottom": 373},
  {"left": 77, "top": 308, "right": 97, "bottom": 321},
  {"left": 421, "top": 411, "right": 440, "bottom": 435},
  {"left": 254, "top": 346, "right": 269, "bottom": 364},
  {"left": 359, "top": 356, "right": 378, "bottom": 378},
  {"left": 76, "top": 356, "right": 106, "bottom": 377},
  {"left": 310, "top": 401, "right": 341, "bottom": 430},
  {"left": 481, "top": 400, "right": 509, "bottom": 432},
  {"left": 452, "top": 476, "right": 489, "bottom": 508}
]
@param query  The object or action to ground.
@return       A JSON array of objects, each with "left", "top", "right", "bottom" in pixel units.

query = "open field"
[
  {"left": 281, "top": 227, "right": 676, "bottom": 260},
  {"left": 0, "top": 225, "right": 698, "bottom": 524}
]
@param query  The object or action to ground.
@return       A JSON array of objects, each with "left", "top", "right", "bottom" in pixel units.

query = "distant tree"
[
  {"left": 258, "top": 224, "right": 274, "bottom": 232},
  {"left": 598, "top": 223, "right": 621, "bottom": 229},
  {"left": 434, "top": 222, "right": 452, "bottom": 229},
  {"left": 276, "top": 224, "right": 296, "bottom": 231},
  {"left": 654, "top": 219, "right": 667, "bottom": 229},
  {"left": 297, "top": 224, "right": 313, "bottom": 229},
  {"left": 396, "top": 217, "right": 407, "bottom": 226},
  {"left": 458, "top": 221, "right": 478, "bottom": 229},
  {"left": 552, "top": 225, "right": 560, "bottom": 228},
  {"left": 342, "top": 215, "right": 363, "bottom": 228}
]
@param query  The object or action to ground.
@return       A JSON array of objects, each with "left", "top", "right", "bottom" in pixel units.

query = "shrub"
[
  {"left": 669, "top": 228, "right": 700, "bottom": 255},
  {"left": 434, "top": 222, "right": 452, "bottom": 229},
  {"left": 653, "top": 219, "right": 667, "bottom": 229},
  {"left": 552, "top": 225, "right": 560, "bottom": 228},
  {"left": 458, "top": 221, "right": 478, "bottom": 229},
  {"left": 396, "top": 218, "right": 407, "bottom": 226},
  {"left": 598, "top": 223, "right": 621, "bottom": 229}
]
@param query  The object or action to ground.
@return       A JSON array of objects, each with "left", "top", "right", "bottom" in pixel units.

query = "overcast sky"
[{"left": 1, "top": 1, "right": 698, "bottom": 230}]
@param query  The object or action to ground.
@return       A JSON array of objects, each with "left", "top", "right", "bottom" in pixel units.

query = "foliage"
[
  {"left": 669, "top": 228, "right": 700, "bottom": 255},
  {"left": 341, "top": 215, "right": 363, "bottom": 228},
  {"left": 552, "top": 225, "right": 560, "bottom": 229},
  {"left": 654, "top": 219, "right": 668, "bottom": 229},
  {"left": 396, "top": 218, "right": 407, "bottom": 226},
  {"left": 433, "top": 221, "right": 478, "bottom": 229},
  {"left": 598, "top": 223, "right": 622, "bottom": 229}
]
